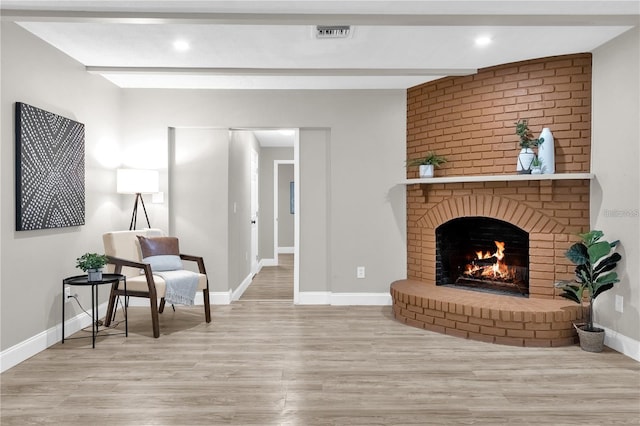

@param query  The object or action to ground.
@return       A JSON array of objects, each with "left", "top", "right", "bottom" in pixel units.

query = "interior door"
[{"left": 250, "top": 148, "right": 259, "bottom": 274}]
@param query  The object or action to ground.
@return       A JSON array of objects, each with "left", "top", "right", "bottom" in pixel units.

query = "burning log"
[
  {"left": 471, "top": 256, "right": 498, "bottom": 266},
  {"left": 454, "top": 276, "right": 529, "bottom": 296}
]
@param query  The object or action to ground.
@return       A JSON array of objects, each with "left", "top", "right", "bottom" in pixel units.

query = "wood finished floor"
[
  {"left": 240, "top": 254, "right": 294, "bottom": 301},
  {"left": 2, "top": 289, "right": 639, "bottom": 424}
]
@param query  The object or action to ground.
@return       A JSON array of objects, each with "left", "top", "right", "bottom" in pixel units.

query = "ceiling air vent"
[{"left": 315, "top": 25, "right": 351, "bottom": 39}]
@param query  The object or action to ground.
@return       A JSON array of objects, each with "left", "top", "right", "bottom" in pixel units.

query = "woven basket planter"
[{"left": 574, "top": 323, "right": 605, "bottom": 353}]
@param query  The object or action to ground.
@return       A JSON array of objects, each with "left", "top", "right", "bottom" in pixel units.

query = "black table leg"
[
  {"left": 62, "top": 281, "right": 65, "bottom": 344},
  {"left": 91, "top": 284, "right": 96, "bottom": 348}
]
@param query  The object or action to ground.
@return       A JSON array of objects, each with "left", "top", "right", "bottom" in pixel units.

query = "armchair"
[{"left": 102, "top": 229, "right": 211, "bottom": 338}]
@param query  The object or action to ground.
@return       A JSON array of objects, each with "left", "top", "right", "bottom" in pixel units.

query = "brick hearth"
[{"left": 391, "top": 280, "right": 584, "bottom": 347}]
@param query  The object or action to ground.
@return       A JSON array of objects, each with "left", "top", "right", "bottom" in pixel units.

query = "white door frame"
[{"left": 273, "top": 159, "right": 295, "bottom": 266}]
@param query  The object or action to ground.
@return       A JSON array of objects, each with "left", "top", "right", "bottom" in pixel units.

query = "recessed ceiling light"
[
  {"left": 173, "top": 40, "right": 190, "bottom": 51},
  {"left": 475, "top": 36, "right": 492, "bottom": 47}
]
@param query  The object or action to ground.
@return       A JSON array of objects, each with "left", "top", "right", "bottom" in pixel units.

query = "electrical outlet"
[
  {"left": 356, "top": 266, "right": 365, "bottom": 279},
  {"left": 615, "top": 295, "right": 624, "bottom": 313},
  {"left": 64, "top": 286, "right": 71, "bottom": 301}
]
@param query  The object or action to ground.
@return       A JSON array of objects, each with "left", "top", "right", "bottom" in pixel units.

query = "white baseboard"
[
  {"left": 259, "top": 258, "right": 277, "bottom": 268},
  {"left": 298, "top": 291, "right": 331, "bottom": 304},
  {"left": 0, "top": 302, "right": 108, "bottom": 373},
  {"left": 597, "top": 323, "right": 640, "bottom": 362},
  {"left": 297, "top": 292, "right": 392, "bottom": 306},
  {"left": 232, "top": 273, "right": 254, "bottom": 301},
  {"left": 278, "top": 247, "right": 294, "bottom": 254}
]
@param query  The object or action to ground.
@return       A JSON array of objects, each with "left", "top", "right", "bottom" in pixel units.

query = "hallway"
[{"left": 240, "top": 254, "right": 293, "bottom": 301}]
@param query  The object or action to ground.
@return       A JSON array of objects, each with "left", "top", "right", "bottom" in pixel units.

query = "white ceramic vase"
[
  {"left": 419, "top": 164, "right": 434, "bottom": 178},
  {"left": 516, "top": 148, "right": 535, "bottom": 174},
  {"left": 538, "top": 127, "right": 555, "bottom": 174}
]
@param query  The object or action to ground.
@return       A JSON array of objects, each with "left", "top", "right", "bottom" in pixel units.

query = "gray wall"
[
  {"left": 1, "top": 23, "right": 122, "bottom": 350},
  {"left": 592, "top": 26, "right": 640, "bottom": 342},
  {"left": 258, "top": 147, "right": 294, "bottom": 259},
  {"left": 278, "top": 163, "right": 295, "bottom": 248},
  {"left": 119, "top": 90, "right": 408, "bottom": 296},
  {"left": 170, "top": 128, "right": 230, "bottom": 292},
  {"left": 299, "top": 129, "right": 331, "bottom": 293}
]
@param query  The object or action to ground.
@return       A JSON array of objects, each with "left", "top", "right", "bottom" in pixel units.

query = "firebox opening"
[{"left": 435, "top": 217, "right": 529, "bottom": 297}]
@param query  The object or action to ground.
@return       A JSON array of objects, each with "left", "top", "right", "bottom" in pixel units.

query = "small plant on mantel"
[
  {"left": 408, "top": 152, "right": 447, "bottom": 178},
  {"left": 515, "top": 119, "right": 544, "bottom": 174},
  {"left": 515, "top": 119, "right": 544, "bottom": 149}
]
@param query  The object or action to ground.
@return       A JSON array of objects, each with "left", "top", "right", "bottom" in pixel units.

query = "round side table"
[{"left": 62, "top": 273, "right": 127, "bottom": 348}]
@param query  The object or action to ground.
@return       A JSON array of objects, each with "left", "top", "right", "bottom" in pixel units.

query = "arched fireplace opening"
[{"left": 435, "top": 217, "right": 529, "bottom": 297}]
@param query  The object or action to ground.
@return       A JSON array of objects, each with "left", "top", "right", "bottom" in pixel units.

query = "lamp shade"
[{"left": 116, "top": 169, "right": 159, "bottom": 194}]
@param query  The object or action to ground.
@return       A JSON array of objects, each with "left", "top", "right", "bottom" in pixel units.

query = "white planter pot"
[
  {"left": 538, "top": 127, "right": 555, "bottom": 174},
  {"left": 516, "top": 148, "right": 535, "bottom": 174},
  {"left": 419, "top": 164, "right": 434, "bottom": 178}
]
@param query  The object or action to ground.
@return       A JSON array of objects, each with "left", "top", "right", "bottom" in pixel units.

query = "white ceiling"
[
  {"left": 2, "top": 1, "right": 638, "bottom": 90},
  {"left": 250, "top": 129, "right": 296, "bottom": 148}
]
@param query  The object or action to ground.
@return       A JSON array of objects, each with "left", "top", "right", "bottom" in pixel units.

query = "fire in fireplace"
[{"left": 435, "top": 217, "right": 529, "bottom": 297}]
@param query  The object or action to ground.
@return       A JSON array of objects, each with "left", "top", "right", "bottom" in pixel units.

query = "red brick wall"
[
  {"left": 406, "top": 54, "right": 592, "bottom": 299},
  {"left": 407, "top": 53, "right": 592, "bottom": 177}
]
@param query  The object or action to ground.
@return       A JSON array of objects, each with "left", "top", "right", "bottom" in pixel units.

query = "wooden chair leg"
[
  {"left": 203, "top": 289, "right": 211, "bottom": 323},
  {"left": 149, "top": 297, "right": 160, "bottom": 338},
  {"left": 103, "top": 286, "right": 119, "bottom": 327},
  {"left": 159, "top": 297, "right": 166, "bottom": 314}
]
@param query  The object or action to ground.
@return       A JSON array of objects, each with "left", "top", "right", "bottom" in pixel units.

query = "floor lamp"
[{"left": 116, "top": 169, "right": 160, "bottom": 230}]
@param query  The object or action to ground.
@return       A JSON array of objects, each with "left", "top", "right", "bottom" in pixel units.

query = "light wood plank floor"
[
  {"left": 240, "top": 254, "right": 293, "bottom": 301},
  {"left": 2, "top": 302, "right": 639, "bottom": 424}
]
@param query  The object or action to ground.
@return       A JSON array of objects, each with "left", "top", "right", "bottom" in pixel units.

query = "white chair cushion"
[{"left": 125, "top": 273, "right": 207, "bottom": 297}]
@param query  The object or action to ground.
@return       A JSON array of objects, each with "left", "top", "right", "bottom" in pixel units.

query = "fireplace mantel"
[{"left": 401, "top": 173, "right": 594, "bottom": 185}]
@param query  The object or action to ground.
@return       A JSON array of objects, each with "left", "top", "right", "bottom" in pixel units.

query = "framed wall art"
[{"left": 15, "top": 102, "right": 85, "bottom": 231}]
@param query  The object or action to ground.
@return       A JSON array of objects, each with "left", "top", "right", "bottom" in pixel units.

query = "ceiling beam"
[
  {"left": 86, "top": 66, "right": 477, "bottom": 77},
  {"left": 2, "top": 10, "right": 639, "bottom": 26}
]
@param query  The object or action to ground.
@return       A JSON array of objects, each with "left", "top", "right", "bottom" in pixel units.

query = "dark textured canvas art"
[{"left": 15, "top": 102, "right": 85, "bottom": 231}]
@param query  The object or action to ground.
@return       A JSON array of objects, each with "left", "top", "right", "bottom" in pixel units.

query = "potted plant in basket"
[
  {"left": 76, "top": 253, "right": 109, "bottom": 282},
  {"left": 515, "top": 119, "right": 544, "bottom": 174},
  {"left": 555, "top": 230, "right": 622, "bottom": 352},
  {"left": 408, "top": 152, "right": 447, "bottom": 178}
]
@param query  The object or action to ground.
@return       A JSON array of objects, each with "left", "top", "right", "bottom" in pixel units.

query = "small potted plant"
[
  {"left": 530, "top": 156, "right": 543, "bottom": 174},
  {"left": 515, "top": 119, "right": 544, "bottom": 174},
  {"left": 408, "top": 152, "right": 447, "bottom": 178},
  {"left": 555, "top": 230, "right": 622, "bottom": 352},
  {"left": 76, "top": 253, "right": 109, "bottom": 282}
]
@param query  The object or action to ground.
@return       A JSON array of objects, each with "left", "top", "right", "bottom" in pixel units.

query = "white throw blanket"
[{"left": 155, "top": 270, "right": 199, "bottom": 305}]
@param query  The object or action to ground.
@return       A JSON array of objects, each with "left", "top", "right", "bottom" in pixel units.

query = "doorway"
[
  {"left": 240, "top": 130, "right": 297, "bottom": 301},
  {"left": 273, "top": 160, "right": 295, "bottom": 267},
  {"left": 169, "top": 126, "right": 299, "bottom": 303}
]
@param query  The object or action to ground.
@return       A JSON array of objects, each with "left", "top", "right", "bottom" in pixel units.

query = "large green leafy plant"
[{"left": 555, "top": 230, "right": 621, "bottom": 331}]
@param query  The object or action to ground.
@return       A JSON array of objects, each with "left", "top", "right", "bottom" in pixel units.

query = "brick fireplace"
[
  {"left": 391, "top": 53, "right": 593, "bottom": 346},
  {"left": 409, "top": 182, "right": 590, "bottom": 298}
]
